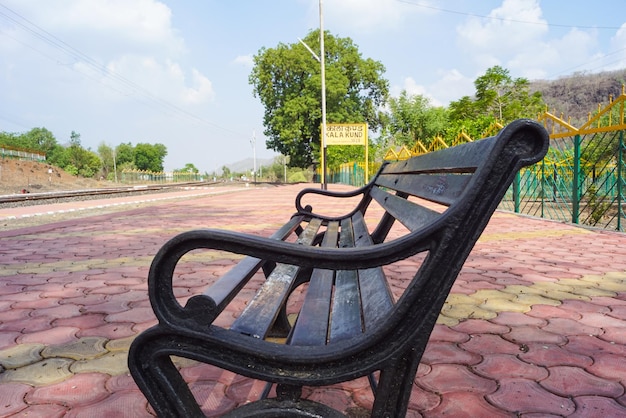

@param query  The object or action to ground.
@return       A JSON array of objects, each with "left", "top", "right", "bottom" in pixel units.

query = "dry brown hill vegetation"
[
  {"left": 0, "top": 159, "right": 111, "bottom": 196},
  {"left": 531, "top": 68, "right": 626, "bottom": 125}
]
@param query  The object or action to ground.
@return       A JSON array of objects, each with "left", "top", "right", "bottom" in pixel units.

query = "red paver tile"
[
  {"left": 417, "top": 364, "right": 497, "bottom": 394},
  {"left": 460, "top": 334, "right": 524, "bottom": 355},
  {"left": 564, "top": 335, "right": 626, "bottom": 357},
  {"left": 423, "top": 391, "right": 509, "bottom": 418},
  {"left": 78, "top": 299, "right": 129, "bottom": 315},
  {"left": 519, "top": 343, "right": 593, "bottom": 368},
  {"left": 503, "top": 326, "right": 567, "bottom": 345},
  {"left": 7, "top": 404, "right": 67, "bottom": 417},
  {"left": 65, "top": 391, "right": 153, "bottom": 418},
  {"left": 421, "top": 341, "right": 482, "bottom": 366},
  {"left": 429, "top": 325, "right": 470, "bottom": 343},
  {"left": 577, "top": 311, "right": 626, "bottom": 329},
  {"left": 486, "top": 378, "right": 575, "bottom": 415},
  {"left": 106, "top": 373, "right": 141, "bottom": 392},
  {"left": 30, "top": 303, "right": 82, "bottom": 319},
  {"left": 559, "top": 299, "right": 611, "bottom": 315},
  {"left": 570, "top": 396, "right": 626, "bottom": 417},
  {"left": 11, "top": 296, "right": 58, "bottom": 310},
  {"left": 473, "top": 354, "right": 548, "bottom": 380},
  {"left": 452, "top": 318, "right": 510, "bottom": 335},
  {"left": 181, "top": 363, "right": 241, "bottom": 387},
  {"left": 27, "top": 372, "right": 110, "bottom": 406},
  {"left": 17, "top": 326, "right": 79, "bottom": 345},
  {"left": 105, "top": 307, "right": 156, "bottom": 323},
  {"left": 0, "top": 331, "right": 19, "bottom": 349},
  {"left": 54, "top": 313, "right": 108, "bottom": 329},
  {"left": 541, "top": 317, "right": 603, "bottom": 336},
  {"left": 526, "top": 304, "right": 581, "bottom": 320},
  {"left": 585, "top": 352, "right": 626, "bottom": 383},
  {"left": 190, "top": 381, "right": 238, "bottom": 417},
  {"left": 225, "top": 378, "right": 270, "bottom": 405},
  {"left": 77, "top": 322, "right": 136, "bottom": 339},
  {"left": 600, "top": 326, "right": 626, "bottom": 345},
  {"left": 541, "top": 365, "right": 624, "bottom": 398},
  {"left": 0, "top": 382, "right": 31, "bottom": 415},
  {"left": 308, "top": 387, "right": 358, "bottom": 415},
  {"left": 490, "top": 311, "right": 546, "bottom": 327}
]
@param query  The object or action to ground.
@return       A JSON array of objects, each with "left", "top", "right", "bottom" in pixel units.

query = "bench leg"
[
  {"left": 371, "top": 347, "right": 421, "bottom": 417},
  {"left": 129, "top": 330, "right": 204, "bottom": 418}
]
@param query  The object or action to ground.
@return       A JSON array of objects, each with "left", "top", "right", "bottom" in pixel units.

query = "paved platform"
[{"left": 1, "top": 183, "right": 625, "bottom": 417}]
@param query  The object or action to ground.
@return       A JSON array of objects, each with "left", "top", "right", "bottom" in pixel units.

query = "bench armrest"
[
  {"left": 295, "top": 184, "right": 371, "bottom": 221},
  {"left": 148, "top": 227, "right": 433, "bottom": 330}
]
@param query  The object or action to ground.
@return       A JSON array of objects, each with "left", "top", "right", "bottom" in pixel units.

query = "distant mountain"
[
  {"left": 530, "top": 68, "right": 626, "bottom": 125},
  {"left": 220, "top": 156, "right": 278, "bottom": 175}
]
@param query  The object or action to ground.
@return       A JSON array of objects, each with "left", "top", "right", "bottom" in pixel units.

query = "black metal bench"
[{"left": 129, "top": 119, "right": 549, "bottom": 417}]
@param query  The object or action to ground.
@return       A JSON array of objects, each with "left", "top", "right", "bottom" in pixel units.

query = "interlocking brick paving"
[{"left": 1, "top": 183, "right": 626, "bottom": 416}]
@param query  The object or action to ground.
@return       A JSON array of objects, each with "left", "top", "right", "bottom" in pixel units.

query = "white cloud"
[
  {"left": 321, "top": 0, "right": 433, "bottom": 32},
  {"left": 428, "top": 69, "right": 475, "bottom": 105},
  {"left": 607, "top": 23, "right": 626, "bottom": 71},
  {"left": 94, "top": 55, "right": 215, "bottom": 106},
  {"left": 0, "top": 0, "right": 215, "bottom": 107},
  {"left": 233, "top": 54, "right": 254, "bottom": 68},
  {"left": 457, "top": 0, "right": 547, "bottom": 56},
  {"left": 453, "top": 0, "right": 620, "bottom": 80}
]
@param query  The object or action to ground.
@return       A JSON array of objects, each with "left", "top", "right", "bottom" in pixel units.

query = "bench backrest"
[
  {"left": 348, "top": 119, "right": 548, "bottom": 350},
  {"left": 363, "top": 119, "right": 549, "bottom": 244}
]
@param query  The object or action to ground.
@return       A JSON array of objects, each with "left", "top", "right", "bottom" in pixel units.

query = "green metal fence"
[
  {"left": 501, "top": 129, "right": 625, "bottom": 232},
  {"left": 327, "top": 90, "right": 626, "bottom": 232}
]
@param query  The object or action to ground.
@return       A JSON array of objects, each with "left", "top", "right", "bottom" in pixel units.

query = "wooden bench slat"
[
  {"left": 369, "top": 186, "right": 442, "bottom": 232},
  {"left": 202, "top": 215, "right": 306, "bottom": 310},
  {"left": 381, "top": 135, "right": 495, "bottom": 174},
  {"left": 229, "top": 218, "right": 322, "bottom": 338},
  {"left": 375, "top": 173, "right": 473, "bottom": 206},
  {"left": 351, "top": 212, "right": 394, "bottom": 330},
  {"left": 329, "top": 218, "right": 362, "bottom": 342},
  {"left": 289, "top": 222, "right": 339, "bottom": 346},
  {"left": 330, "top": 269, "right": 361, "bottom": 342}
]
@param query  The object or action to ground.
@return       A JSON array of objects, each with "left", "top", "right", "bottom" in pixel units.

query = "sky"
[{"left": 1, "top": 0, "right": 625, "bottom": 173}]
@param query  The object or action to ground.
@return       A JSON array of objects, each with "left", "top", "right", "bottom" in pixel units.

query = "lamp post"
[
  {"left": 298, "top": 0, "right": 327, "bottom": 190},
  {"left": 251, "top": 130, "right": 257, "bottom": 184}
]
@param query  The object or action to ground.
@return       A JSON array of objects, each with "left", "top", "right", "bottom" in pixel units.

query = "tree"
[
  {"left": 134, "top": 143, "right": 167, "bottom": 172},
  {"left": 115, "top": 143, "right": 135, "bottom": 167},
  {"left": 22, "top": 127, "right": 58, "bottom": 155},
  {"left": 448, "top": 66, "right": 545, "bottom": 138},
  {"left": 97, "top": 142, "right": 115, "bottom": 178},
  {"left": 383, "top": 91, "right": 448, "bottom": 147},
  {"left": 249, "top": 29, "right": 389, "bottom": 168},
  {"left": 221, "top": 165, "right": 231, "bottom": 179},
  {"left": 176, "top": 163, "right": 199, "bottom": 173},
  {"left": 473, "top": 66, "right": 544, "bottom": 123}
]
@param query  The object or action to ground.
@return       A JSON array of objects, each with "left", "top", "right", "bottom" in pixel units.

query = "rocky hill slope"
[{"left": 531, "top": 68, "right": 626, "bottom": 125}]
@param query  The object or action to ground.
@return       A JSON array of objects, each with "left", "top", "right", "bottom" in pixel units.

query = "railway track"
[{"left": 0, "top": 182, "right": 213, "bottom": 206}]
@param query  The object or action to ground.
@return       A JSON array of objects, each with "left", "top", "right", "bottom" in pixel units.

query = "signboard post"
[{"left": 324, "top": 123, "right": 369, "bottom": 182}]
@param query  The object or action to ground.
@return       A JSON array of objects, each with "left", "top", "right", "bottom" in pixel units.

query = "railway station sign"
[{"left": 325, "top": 123, "right": 367, "bottom": 146}]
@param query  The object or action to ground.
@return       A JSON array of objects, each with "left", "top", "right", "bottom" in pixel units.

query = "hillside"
[
  {"left": 0, "top": 159, "right": 112, "bottom": 195},
  {"left": 531, "top": 68, "right": 626, "bottom": 125}
]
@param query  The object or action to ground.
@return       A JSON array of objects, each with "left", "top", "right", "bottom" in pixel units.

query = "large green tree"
[
  {"left": 448, "top": 66, "right": 544, "bottom": 137},
  {"left": 249, "top": 29, "right": 389, "bottom": 168},
  {"left": 383, "top": 91, "right": 449, "bottom": 147},
  {"left": 134, "top": 143, "right": 167, "bottom": 172}
]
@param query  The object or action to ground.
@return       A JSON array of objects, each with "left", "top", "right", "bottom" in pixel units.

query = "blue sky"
[{"left": 1, "top": 0, "right": 625, "bottom": 173}]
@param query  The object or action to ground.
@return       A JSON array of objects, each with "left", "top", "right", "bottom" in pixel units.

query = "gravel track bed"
[{"left": 0, "top": 187, "right": 177, "bottom": 209}]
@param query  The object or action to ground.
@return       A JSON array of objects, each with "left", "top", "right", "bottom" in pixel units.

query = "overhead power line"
[
  {"left": 0, "top": 3, "right": 248, "bottom": 139},
  {"left": 396, "top": 0, "right": 624, "bottom": 30}
]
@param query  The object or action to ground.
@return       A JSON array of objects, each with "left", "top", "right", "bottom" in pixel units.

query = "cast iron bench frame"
[{"left": 129, "top": 119, "right": 549, "bottom": 417}]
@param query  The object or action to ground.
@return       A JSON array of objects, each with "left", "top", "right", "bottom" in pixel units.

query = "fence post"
[
  {"left": 513, "top": 171, "right": 521, "bottom": 212},
  {"left": 618, "top": 130, "right": 624, "bottom": 231},
  {"left": 572, "top": 134, "right": 581, "bottom": 224},
  {"left": 541, "top": 162, "right": 545, "bottom": 218}
]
